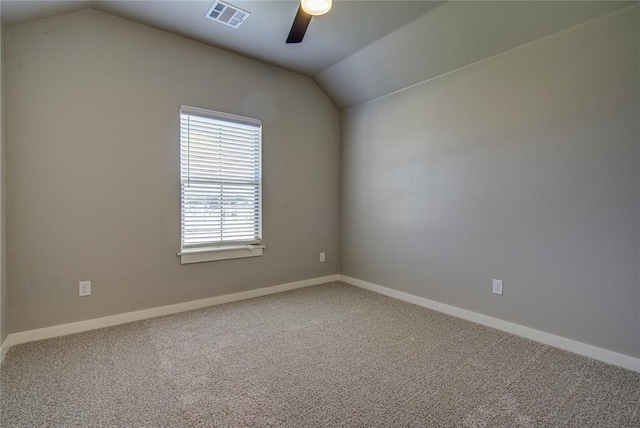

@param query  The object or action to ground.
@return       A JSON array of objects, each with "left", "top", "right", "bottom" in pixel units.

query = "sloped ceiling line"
[{"left": 1, "top": 1, "right": 633, "bottom": 109}]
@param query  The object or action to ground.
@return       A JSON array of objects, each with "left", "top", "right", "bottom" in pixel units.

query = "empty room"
[{"left": 0, "top": 0, "right": 638, "bottom": 426}]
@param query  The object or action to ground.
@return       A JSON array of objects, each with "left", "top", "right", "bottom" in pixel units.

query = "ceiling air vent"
[{"left": 205, "top": 0, "right": 250, "bottom": 29}]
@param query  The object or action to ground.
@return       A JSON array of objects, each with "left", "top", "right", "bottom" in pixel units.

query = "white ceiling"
[
  {"left": 1, "top": 0, "right": 442, "bottom": 75},
  {"left": 1, "top": 0, "right": 92, "bottom": 27},
  {"left": 318, "top": 0, "right": 636, "bottom": 108},
  {"left": 2, "top": 1, "right": 635, "bottom": 109}
]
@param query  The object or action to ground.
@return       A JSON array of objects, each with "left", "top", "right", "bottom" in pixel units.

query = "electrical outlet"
[
  {"left": 79, "top": 280, "right": 91, "bottom": 297},
  {"left": 492, "top": 279, "right": 503, "bottom": 296},
  {"left": 320, "top": 252, "right": 326, "bottom": 263}
]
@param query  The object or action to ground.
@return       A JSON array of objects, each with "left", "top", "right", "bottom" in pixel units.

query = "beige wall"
[
  {"left": 0, "top": 5, "right": 7, "bottom": 344},
  {"left": 5, "top": 10, "right": 340, "bottom": 333},
  {"left": 341, "top": 7, "right": 640, "bottom": 357}
]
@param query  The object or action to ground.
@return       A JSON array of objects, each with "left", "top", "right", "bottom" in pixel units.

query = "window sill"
[{"left": 179, "top": 245, "right": 264, "bottom": 264}]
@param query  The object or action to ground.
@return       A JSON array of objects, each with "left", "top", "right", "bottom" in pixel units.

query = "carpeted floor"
[{"left": 1, "top": 282, "right": 639, "bottom": 427}]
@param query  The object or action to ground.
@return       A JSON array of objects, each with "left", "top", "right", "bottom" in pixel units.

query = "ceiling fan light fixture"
[{"left": 300, "top": 0, "right": 332, "bottom": 16}]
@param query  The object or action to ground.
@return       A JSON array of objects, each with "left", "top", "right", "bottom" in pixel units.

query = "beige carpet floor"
[{"left": 1, "top": 281, "right": 639, "bottom": 427}]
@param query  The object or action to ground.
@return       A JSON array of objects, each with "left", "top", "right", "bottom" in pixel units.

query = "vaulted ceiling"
[
  {"left": 2, "top": 1, "right": 635, "bottom": 109},
  {"left": 1, "top": 0, "right": 442, "bottom": 75}
]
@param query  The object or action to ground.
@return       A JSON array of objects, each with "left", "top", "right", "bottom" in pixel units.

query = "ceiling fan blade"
[{"left": 286, "top": 6, "right": 312, "bottom": 44}]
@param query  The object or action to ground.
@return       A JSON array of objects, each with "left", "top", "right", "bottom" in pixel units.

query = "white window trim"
[
  {"left": 179, "top": 106, "right": 263, "bottom": 264},
  {"left": 178, "top": 244, "right": 265, "bottom": 264}
]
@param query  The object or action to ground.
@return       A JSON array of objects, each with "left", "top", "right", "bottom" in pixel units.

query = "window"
[{"left": 179, "top": 106, "right": 263, "bottom": 264}]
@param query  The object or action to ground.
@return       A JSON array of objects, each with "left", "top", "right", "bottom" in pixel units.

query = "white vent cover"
[{"left": 205, "top": 0, "right": 250, "bottom": 29}]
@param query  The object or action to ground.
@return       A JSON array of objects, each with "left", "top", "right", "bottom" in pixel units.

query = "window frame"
[{"left": 178, "top": 105, "right": 263, "bottom": 264}]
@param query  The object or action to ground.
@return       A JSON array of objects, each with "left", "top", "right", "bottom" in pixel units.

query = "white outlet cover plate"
[
  {"left": 320, "top": 252, "right": 326, "bottom": 262},
  {"left": 79, "top": 280, "right": 91, "bottom": 297},
  {"left": 492, "top": 279, "right": 503, "bottom": 295}
]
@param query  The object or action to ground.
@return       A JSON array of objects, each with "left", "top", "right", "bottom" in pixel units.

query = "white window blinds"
[{"left": 180, "top": 106, "right": 262, "bottom": 251}]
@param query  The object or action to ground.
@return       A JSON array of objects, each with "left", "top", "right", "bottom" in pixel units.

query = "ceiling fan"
[{"left": 286, "top": 0, "right": 332, "bottom": 44}]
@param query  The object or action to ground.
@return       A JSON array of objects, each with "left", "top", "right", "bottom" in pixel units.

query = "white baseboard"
[
  {"left": 0, "top": 335, "right": 10, "bottom": 364},
  {"left": 4, "top": 273, "right": 638, "bottom": 373},
  {"left": 340, "top": 275, "right": 640, "bottom": 373},
  {"left": 5, "top": 274, "right": 340, "bottom": 352}
]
